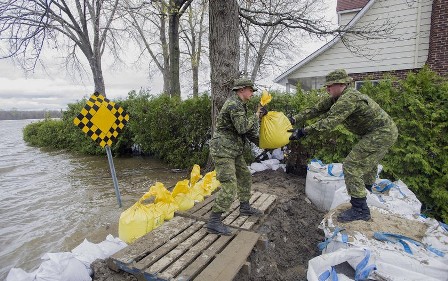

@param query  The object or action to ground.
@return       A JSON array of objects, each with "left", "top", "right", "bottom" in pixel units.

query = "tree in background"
[
  {"left": 180, "top": 0, "right": 208, "bottom": 98},
  {"left": 0, "top": 0, "right": 121, "bottom": 95},
  {"left": 239, "top": 0, "right": 327, "bottom": 83},
  {"left": 122, "top": 1, "right": 171, "bottom": 94}
]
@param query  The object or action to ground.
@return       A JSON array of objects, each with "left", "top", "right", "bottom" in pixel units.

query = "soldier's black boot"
[
  {"left": 365, "top": 184, "right": 373, "bottom": 192},
  {"left": 239, "top": 201, "right": 262, "bottom": 216},
  {"left": 337, "top": 197, "right": 371, "bottom": 222},
  {"left": 206, "top": 212, "right": 231, "bottom": 235}
]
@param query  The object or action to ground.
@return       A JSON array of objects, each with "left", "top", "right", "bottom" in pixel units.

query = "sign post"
[{"left": 73, "top": 92, "right": 129, "bottom": 207}]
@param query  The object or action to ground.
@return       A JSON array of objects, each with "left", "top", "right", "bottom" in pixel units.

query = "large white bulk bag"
[{"left": 305, "top": 160, "right": 345, "bottom": 211}]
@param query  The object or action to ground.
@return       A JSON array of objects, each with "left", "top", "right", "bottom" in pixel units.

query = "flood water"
[{"left": 0, "top": 119, "right": 185, "bottom": 279}]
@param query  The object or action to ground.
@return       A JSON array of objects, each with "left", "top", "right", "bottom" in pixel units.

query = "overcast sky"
[{"left": 0, "top": 0, "right": 337, "bottom": 112}]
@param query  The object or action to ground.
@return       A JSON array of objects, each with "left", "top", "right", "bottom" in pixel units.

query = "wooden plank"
[
  {"left": 177, "top": 191, "right": 264, "bottom": 222},
  {"left": 176, "top": 235, "right": 233, "bottom": 280},
  {"left": 191, "top": 199, "right": 215, "bottom": 217},
  {"left": 134, "top": 221, "right": 205, "bottom": 271},
  {"left": 107, "top": 216, "right": 195, "bottom": 272},
  {"left": 157, "top": 233, "right": 219, "bottom": 280},
  {"left": 193, "top": 230, "right": 260, "bottom": 281},
  {"left": 146, "top": 227, "right": 209, "bottom": 274},
  {"left": 240, "top": 195, "right": 277, "bottom": 230}
]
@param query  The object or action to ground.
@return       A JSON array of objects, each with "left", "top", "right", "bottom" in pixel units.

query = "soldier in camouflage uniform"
[
  {"left": 289, "top": 69, "right": 398, "bottom": 222},
  {"left": 206, "top": 78, "right": 267, "bottom": 235}
]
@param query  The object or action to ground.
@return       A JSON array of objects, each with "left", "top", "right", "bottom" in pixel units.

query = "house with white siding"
[{"left": 274, "top": 0, "right": 447, "bottom": 91}]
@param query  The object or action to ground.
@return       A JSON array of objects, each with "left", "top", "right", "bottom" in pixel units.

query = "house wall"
[
  {"left": 426, "top": 0, "right": 448, "bottom": 77},
  {"left": 287, "top": 0, "right": 433, "bottom": 82},
  {"left": 339, "top": 11, "right": 360, "bottom": 26}
]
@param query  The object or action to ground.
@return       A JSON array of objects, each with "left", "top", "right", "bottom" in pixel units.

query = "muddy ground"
[{"left": 91, "top": 169, "right": 326, "bottom": 281}]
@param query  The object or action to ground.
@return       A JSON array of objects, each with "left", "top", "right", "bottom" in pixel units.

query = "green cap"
[
  {"left": 232, "top": 78, "right": 258, "bottom": 91},
  {"left": 325, "top": 69, "right": 353, "bottom": 86}
]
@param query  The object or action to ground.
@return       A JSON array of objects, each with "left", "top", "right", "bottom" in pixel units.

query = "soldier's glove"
[
  {"left": 287, "top": 128, "right": 306, "bottom": 140},
  {"left": 288, "top": 116, "right": 296, "bottom": 125},
  {"left": 256, "top": 106, "right": 268, "bottom": 119}
]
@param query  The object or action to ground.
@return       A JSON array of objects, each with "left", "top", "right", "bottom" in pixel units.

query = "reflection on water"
[{"left": 0, "top": 119, "right": 186, "bottom": 279}]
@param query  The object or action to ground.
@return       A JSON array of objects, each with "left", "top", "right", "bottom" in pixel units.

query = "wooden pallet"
[
  {"left": 107, "top": 216, "right": 260, "bottom": 280},
  {"left": 176, "top": 191, "right": 277, "bottom": 231},
  {"left": 107, "top": 192, "right": 277, "bottom": 281}
]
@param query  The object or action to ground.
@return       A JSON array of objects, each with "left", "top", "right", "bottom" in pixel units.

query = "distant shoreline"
[{"left": 0, "top": 110, "right": 63, "bottom": 120}]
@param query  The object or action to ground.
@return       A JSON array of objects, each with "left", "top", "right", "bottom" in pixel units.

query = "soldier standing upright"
[
  {"left": 288, "top": 69, "right": 398, "bottom": 222},
  {"left": 206, "top": 77, "right": 267, "bottom": 235}
]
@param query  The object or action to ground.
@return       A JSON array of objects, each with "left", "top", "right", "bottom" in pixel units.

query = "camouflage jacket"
[
  {"left": 210, "top": 95, "right": 259, "bottom": 158},
  {"left": 294, "top": 87, "right": 395, "bottom": 136}
]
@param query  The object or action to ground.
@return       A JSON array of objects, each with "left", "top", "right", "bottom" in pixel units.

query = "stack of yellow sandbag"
[{"left": 118, "top": 164, "right": 221, "bottom": 243}]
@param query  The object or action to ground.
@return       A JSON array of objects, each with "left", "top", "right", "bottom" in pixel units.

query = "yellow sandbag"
[
  {"left": 190, "top": 164, "right": 202, "bottom": 186},
  {"left": 118, "top": 192, "right": 156, "bottom": 244},
  {"left": 155, "top": 201, "right": 177, "bottom": 220},
  {"left": 259, "top": 111, "right": 293, "bottom": 149},
  {"left": 199, "top": 170, "right": 220, "bottom": 196},
  {"left": 260, "top": 90, "right": 272, "bottom": 106},
  {"left": 172, "top": 179, "right": 195, "bottom": 211},
  {"left": 148, "top": 182, "right": 178, "bottom": 220},
  {"left": 147, "top": 203, "right": 164, "bottom": 229},
  {"left": 190, "top": 183, "right": 205, "bottom": 202}
]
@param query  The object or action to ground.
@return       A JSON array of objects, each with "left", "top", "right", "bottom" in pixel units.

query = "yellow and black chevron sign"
[{"left": 73, "top": 92, "right": 129, "bottom": 148}]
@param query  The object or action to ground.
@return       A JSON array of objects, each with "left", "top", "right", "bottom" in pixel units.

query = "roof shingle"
[{"left": 336, "top": 0, "right": 369, "bottom": 12}]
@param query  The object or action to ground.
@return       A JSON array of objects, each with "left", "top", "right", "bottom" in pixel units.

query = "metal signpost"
[{"left": 73, "top": 92, "right": 129, "bottom": 207}]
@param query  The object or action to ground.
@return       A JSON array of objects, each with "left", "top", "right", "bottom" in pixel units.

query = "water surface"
[{"left": 0, "top": 119, "right": 183, "bottom": 279}]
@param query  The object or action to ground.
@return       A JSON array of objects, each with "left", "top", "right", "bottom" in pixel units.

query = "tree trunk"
[
  {"left": 192, "top": 54, "right": 199, "bottom": 97},
  {"left": 91, "top": 57, "right": 106, "bottom": 95},
  {"left": 160, "top": 12, "right": 171, "bottom": 95},
  {"left": 209, "top": 0, "right": 240, "bottom": 135},
  {"left": 169, "top": 9, "right": 181, "bottom": 97}
]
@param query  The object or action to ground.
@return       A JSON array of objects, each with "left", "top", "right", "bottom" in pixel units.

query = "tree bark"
[
  {"left": 209, "top": 0, "right": 240, "bottom": 136},
  {"left": 168, "top": 8, "right": 181, "bottom": 97}
]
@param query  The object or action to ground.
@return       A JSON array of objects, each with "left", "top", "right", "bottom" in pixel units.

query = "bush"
[
  {"left": 126, "top": 91, "right": 211, "bottom": 168},
  {"left": 361, "top": 67, "right": 448, "bottom": 222},
  {"left": 281, "top": 67, "right": 447, "bottom": 222}
]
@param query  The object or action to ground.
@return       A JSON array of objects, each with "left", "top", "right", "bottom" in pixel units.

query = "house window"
[{"left": 355, "top": 80, "right": 379, "bottom": 90}]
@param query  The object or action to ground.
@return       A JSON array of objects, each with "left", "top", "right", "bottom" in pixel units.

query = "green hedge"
[
  {"left": 282, "top": 66, "right": 447, "bottom": 222},
  {"left": 23, "top": 68, "right": 447, "bottom": 222}
]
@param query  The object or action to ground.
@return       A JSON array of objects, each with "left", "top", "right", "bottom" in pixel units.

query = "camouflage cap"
[
  {"left": 325, "top": 69, "right": 353, "bottom": 86},
  {"left": 232, "top": 78, "right": 258, "bottom": 91}
]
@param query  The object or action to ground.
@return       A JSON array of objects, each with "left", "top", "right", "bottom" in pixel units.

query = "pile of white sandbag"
[
  {"left": 6, "top": 235, "right": 127, "bottom": 281},
  {"left": 249, "top": 147, "right": 286, "bottom": 173},
  {"left": 305, "top": 160, "right": 448, "bottom": 281}
]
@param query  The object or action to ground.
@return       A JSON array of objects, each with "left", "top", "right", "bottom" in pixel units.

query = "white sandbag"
[
  {"left": 6, "top": 268, "right": 36, "bottom": 281},
  {"left": 35, "top": 252, "right": 91, "bottom": 281},
  {"left": 317, "top": 208, "right": 448, "bottom": 281},
  {"left": 370, "top": 179, "right": 422, "bottom": 216},
  {"left": 261, "top": 159, "right": 280, "bottom": 170},
  {"left": 97, "top": 234, "right": 127, "bottom": 257},
  {"left": 308, "top": 247, "right": 376, "bottom": 281},
  {"left": 330, "top": 179, "right": 422, "bottom": 218},
  {"left": 305, "top": 160, "right": 345, "bottom": 211},
  {"left": 250, "top": 162, "right": 268, "bottom": 173},
  {"left": 271, "top": 148, "right": 284, "bottom": 160},
  {"left": 329, "top": 184, "right": 401, "bottom": 211},
  {"left": 72, "top": 239, "right": 106, "bottom": 268}
]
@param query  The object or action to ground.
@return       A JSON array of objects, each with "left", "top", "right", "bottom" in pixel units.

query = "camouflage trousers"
[
  {"left": 211, "top": 155, "right": 252, "bottom": 213},
  {"left": 343, "top": 124, "right": 398, "bottom": 198}
]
